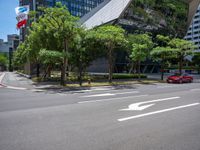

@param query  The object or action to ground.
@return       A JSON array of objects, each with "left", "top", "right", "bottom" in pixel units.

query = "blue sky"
[{"left": 0, "top": 0, "right": 18, "bottom": 42}]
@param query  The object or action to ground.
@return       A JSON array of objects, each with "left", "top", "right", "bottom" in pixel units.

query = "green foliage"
[
  {"left": 128, "top": 34, "right": 153, "bottom": 62},
  {"left": 39, "top": 49, "right": 63, "bottom": 65},
  {"left": 94, "top": 25, "right": 127, "bottom": 82},
  {"left": 193, "top": 52, "right": 200, "bottom": 67},
  {"left": 0, "top": 53, "right": 8, "bottom": 66},
  {"left": 131, "top": 0, "right": 188, "bottom": 37},
  {"left": 169, "top": 38, "right": 196, "bottom": 74},
  {"left": 169, "top": 38, "right": 196, "bottom": 56},
  {"left": 112, "top": 73, "right": 147, "bottom": 79},
  {"left": 151, "top": 46, "right": 176, "bottom": 60},
  {"left": 14, "top": 2, "right": 81, "bottom": 85},
  {"left": 155, "top": 34, "right": 170, "bottom": 46},
  {"left": 13, "top": 42, "right": 29, "bottom": 66},
  {"left": 95, "top": 25, "right": 127, "bottom": 48}
]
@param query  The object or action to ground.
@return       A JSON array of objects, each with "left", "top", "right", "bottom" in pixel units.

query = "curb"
[
  {"left": 0, "top": 72, "right": 6, "bottom": 87},
  {"left": 15, "top": 71, "right": 31, "bottom": 79}
]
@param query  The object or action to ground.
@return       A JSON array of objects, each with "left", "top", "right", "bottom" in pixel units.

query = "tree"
[
  {"left": 14, "top": 2, "right": 79, "bottom": 85},
  {"left": 36, "top": 2, "right": 79, "bottom": 85},
  {"left": 128, "top": 34, "right": 153, "bottom": 80},
  {"left": 95, "top": 25, "right": 127, "bottom": 83},
  {"left": 169, "top": 38, "right": 196, "bottom": 74},
  {"left": 151, "top": 46, "right": 176, "bottom": 80},
  {"left": 151, "top": 35, "right": 175, "bottom": 80},
  {"left": 0, "top": 53, "right": 8, "bottom": 70},
  {"left": 13, "top": 42, "right": 29, "bottom": 68},
  {"left": 192, "top": 52, "right": 200, "bottom": 74},
  {"left": 39, "top": 49, "right": 63, "bottom": 78},
  {"left": 70, "top": 28, "right": 102, "bottom": 86}
]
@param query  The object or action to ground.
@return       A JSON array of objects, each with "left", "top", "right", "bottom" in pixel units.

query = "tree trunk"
[
  {"left": 161, "top": 66, "right": 164, "bottom": 80},
  {"left": 61, "top": 40, "right": 68, "bottom": 86},
  {"left": 161, "top": 59, "right": 164, "bottom": 80},
  {"left": 47, "top": 65, "right": 51, "bottom": 78},
  {"left": 138, "top": 60, "right": 141, "bottom": 81},
  {"left": 179, "top": 55, "right": 183, "bottom": 75},
  {"left": 78, "top": 61, "right": 83, "bottom": 86},
  {"left": 36, "top": 63, "right": 40, "bottom": 78},
  {"left": 129, "top": 62, "right": 134, "bottom": 74},
  {"left": 108, "top": 48, "right": 113, "bottom": 83}
]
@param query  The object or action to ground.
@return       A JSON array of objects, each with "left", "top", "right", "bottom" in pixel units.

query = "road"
[{"left": 0, "top": 72, "right": 200, "bottom": 150}]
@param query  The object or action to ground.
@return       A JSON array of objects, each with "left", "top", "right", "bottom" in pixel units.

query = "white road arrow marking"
[
  {"left": 118, "top": 103, "right": 200, "bottom": 121},
  {"left": 119, "top": 97, "right": 180, "bottom": 111},
  {"left": 81, "top": 91, "right": 139, "bottom": 98}
]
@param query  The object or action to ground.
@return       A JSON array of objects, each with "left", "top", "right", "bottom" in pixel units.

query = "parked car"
[{"left": 167, "top": 73, "right": 193, "bottom": 83}]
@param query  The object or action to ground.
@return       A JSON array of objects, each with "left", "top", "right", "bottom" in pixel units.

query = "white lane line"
[
  {"left": 6, "top": 86, "right": 27, "bottom": 90},
  {"left": 78, "top": 87, "right": 114, "bottom": 92},
  {"left": 81, "top": 91, "right": 139, "bottom": 98},
  {"left": 112, "top": 91, "right": 139, "bottom": 95},
  {"left": 190, "top": 88, "right": 200, "bottom": 91},
  {"left": 120, "top": 97, "right": 180, "bottom": 111},
  {"left": 156, "top": 85, "right": 181, "bottom": 89},
  {"left": 118, "top": 103, "right": 200, "bottom": 122},
  {"left": 78, "top": 94, "right": 148, "bottom": 104},
  {"left": 81, "top": 93, "right": 115, "bottom": 97}
]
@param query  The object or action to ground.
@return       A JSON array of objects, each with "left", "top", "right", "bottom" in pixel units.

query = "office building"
[
  {"left": 185, "top": 4, "right": 200, "bottom": 52},
  {"left": 56, "top": 0, "right": 104, "bottom": 17},
  {"left": 19, "top": 0, "right": 104, "bottom": 41},
  {"left": 19, "top": 0, "right": 104, "bottom": 17},
  {"left": 7, "top": 34, "right": 20, "bottom": 51}
]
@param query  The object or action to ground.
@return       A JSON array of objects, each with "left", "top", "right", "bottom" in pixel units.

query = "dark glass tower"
[
  {"left": 19, "top": 0, "right": 104, "bottom": 17},
  {"left": 19, "top": 0, "right": 104, "bottom": 41},
  {"left": 56, "top": 0, "right": 104, "bottom": 17}
]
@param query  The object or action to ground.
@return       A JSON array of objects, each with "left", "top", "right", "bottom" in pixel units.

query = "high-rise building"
[
  {"left": 185, "top": 5, "right": 200, "bottom": 52},
  {"left": 7, "top": 34, "right": 20, "bottom": 51},
  {"left": 19, "top": 0, "right": 104, "bottom": 41},
  {"left": 19, "top": 0, "right": 104, "bottom": 17},
  {"left": 56, "top": 0, "right": 104, "bottom": 17}
]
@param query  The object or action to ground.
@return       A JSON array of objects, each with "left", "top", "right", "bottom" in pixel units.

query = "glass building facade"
[
  {"left": 19, "top": 0, "right": 104, "bottom": 16},
  {"left": 185, "top": 5, "right": 200, "bottom": 52},
  {"left": 56, "top": 0, "right": 104, "bottom": 17},
  {"left": 19, "top": 0, "right": 104, "bottom": 41}
]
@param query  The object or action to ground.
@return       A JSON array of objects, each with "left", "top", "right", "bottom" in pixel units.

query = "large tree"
[
  {"left": 37, "top": 2, "right": 79, "bottom": 85},
  {"left": 128, "top": 34, "right": 153, "bottom": 79},
  {"left": 169, "top": 38, "right": 196, "bottom": 74},
  {"left": 151, "top": 35, "right": 175, "bottom": 80},
  {"left": 70, "top": 28, "right": 102, "bottom": 86},
  {"left": 14, "top": 2, "right": 79, "bottom": 85},
  {"left": 0, "top": 53, "right": 8, "bottom": 70},
  {"left": 95, "top": 25, "right": 127, "bottom": 83},
  {"left": 192, "top": 52, "right": 200, "bottom": 74},
  {"left": 151, "top": 46, "right": 176, "bottom": 80}
]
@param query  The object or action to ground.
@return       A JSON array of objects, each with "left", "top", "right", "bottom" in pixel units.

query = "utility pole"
[
  {"left": 9, "top": 47, "right": 13, "bottom": 72},
  {"left": 33, "top": 0, "right": 36, "bottom": 22}
]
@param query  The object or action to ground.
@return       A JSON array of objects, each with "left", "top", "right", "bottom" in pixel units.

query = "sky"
[{"left": 0, "top": 0, "right": 19, "bottom": 42}]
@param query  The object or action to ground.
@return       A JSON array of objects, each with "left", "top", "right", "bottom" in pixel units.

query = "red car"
[{"left": 167, "top": 73, "right": 193, "bottom": 83}]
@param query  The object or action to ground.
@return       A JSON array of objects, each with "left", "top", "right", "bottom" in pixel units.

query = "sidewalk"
[
  {"left": 1, "top": 72, "right": 199, "bottom": 91},
  {"left": 0, "top": 72, "right": 153, "bottom": 91}
]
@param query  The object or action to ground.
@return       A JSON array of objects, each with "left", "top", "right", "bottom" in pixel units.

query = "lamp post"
[
  {"left": 33, "top": 0, "right": 36, "bottom": 21},
  {"left": 9, "top": 47, "right": 13, "bottom": 72}
]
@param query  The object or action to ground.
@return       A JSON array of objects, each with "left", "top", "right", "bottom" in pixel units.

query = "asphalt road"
[{"left": 0, "top": 72, "right": 200, "bottom": 150}]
